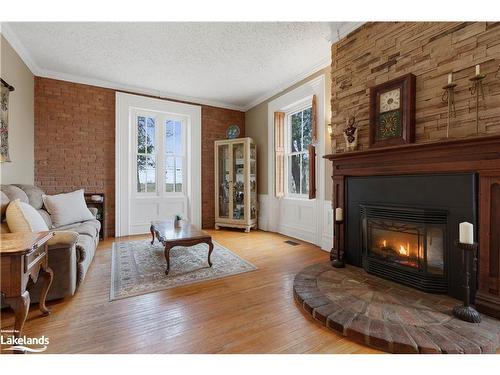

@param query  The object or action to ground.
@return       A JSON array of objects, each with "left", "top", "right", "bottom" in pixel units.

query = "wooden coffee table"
[{"left": 150, "top": 219, "right": 214, "bottom": 275}]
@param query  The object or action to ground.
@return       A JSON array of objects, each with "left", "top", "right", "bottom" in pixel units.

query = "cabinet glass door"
[
  {"left": 218, "top": 144, "right": 230, "bottom": 218},
  {"left": 232, "top": 142, "right": 245, "bottom": 220},
  {"left": 249, "top": 142, "right": 257, "bottom": 220}
]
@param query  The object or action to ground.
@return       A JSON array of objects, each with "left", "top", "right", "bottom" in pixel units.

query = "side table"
[{"left": 1, "top": 231, "right": 54, "bottom": 351}]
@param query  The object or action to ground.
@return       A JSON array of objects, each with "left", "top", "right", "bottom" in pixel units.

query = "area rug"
[{"left": 110, "top": 239, "right": 257, "bottom": 301}]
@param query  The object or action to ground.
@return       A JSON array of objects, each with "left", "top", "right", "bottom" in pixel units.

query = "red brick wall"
[
  {"left": 34, "top": 77, "right": 244, "bottom": 235},
  {"left": 201, "top": 106, "right": 245, "bottom": 229},
  {"left": 34, "top": 78, "right": 116, "bottom": 235}
]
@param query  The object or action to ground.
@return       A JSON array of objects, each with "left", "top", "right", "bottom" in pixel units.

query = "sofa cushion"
[
  {"left": 1, "top": 191, "right": 9, "bottom": 219},
  {"left": 13, "top": 184, "right": 45, "bottom": 209},
  {"left": 42, "top": 189, "right": 94, "bottom": 227},
  {"left": 6, "top": 199, "right": 50, "bottom": 233},
  {"left": 1, "top": 185, "right": 29, "bottom": 204},
  {"left": 37, "top": 209, "right": 53, "bottom": 228},
  {"left": 56, "top": 219, "right": 101, "bottom": 238}
]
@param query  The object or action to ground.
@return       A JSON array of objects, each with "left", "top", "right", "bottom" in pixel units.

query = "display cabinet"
[{"left": 214, "top": 137, "right": 257, "bottom": 232}]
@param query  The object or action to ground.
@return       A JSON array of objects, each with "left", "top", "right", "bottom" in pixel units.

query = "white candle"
[
  {"left": 475, "top": 64, "right": 480, "bottom": 76},
  {"left": 335, "top": 207, "right": 343, "bottom": 222},
  {"left": 459, "top": 222, "right": 474, "bottom": 244},
  {"left": 448, "top": 73, "right": 453, "bottom": 84}
]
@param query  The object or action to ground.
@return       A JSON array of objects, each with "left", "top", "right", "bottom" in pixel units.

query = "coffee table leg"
[
  {"left": 164, "top": 245, "right": 172, "bottom": 275},
  {"left": 150, "top": 225, "right": 155, "bottom": 245},
  {"left": 207, "top": 240, "right": 214, "bottom": 267}
]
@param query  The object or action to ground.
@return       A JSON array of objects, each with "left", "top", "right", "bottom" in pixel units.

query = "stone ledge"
[{"left": 293, "top": 263, "right": 500, "bottom": 354}]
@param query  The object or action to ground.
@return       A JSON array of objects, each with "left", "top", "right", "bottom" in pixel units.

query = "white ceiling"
[{"left": 2, "top": 22, "right": 362, "bottom": 111}]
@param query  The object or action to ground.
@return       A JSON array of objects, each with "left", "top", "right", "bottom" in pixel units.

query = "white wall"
[{"left": 0, "top": 35, "right": 34, "bottom": 184}]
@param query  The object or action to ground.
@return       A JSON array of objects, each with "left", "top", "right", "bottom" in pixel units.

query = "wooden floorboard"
[{"left": 1, "top": 230, "right": 380, "bottom": 354}]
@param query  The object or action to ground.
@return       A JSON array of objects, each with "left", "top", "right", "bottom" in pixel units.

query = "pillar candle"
[
  {"left": 448, "top": 73, "right": 453, "bottom": 84},
  {"left": 459, "top": 222, "right": 474, "bottom": 244},
  {"left": 475, "top": 64, "right": 480, "bottom": 76},
  {"left": 335, "top": 207, "right": 343, "bottom": 222}
]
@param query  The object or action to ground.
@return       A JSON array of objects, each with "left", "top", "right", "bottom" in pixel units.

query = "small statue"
[{"left": 343, "top": 116, "right": 358, "bottom": 151}]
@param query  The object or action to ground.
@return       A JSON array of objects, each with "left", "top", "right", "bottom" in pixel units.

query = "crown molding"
[{"left": 36, "top": 68, "right": 246, "bottom": 111}]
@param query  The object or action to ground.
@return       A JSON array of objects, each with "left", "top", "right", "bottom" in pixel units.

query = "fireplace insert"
[{"left": 361, "top": 204, "right": 448, "bottom": 293}]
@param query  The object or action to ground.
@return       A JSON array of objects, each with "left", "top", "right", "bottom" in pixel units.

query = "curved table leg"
[
  {"left": 38, "top": 266, "right": 54, "bottom": 316},
  {"left": 207, "top": 240, "right": 214, "bottom": 267},
  {"left": 5, "top": 291, "right": 30, "bottom": 342},
  {"left": 150, "top": 225, "right": 155, "bottom": 245},
  {"left": 164, "top": 245, "right": 172, "bottom": 275}
]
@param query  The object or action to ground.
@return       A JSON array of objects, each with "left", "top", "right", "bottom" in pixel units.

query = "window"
[
  {"left": 285, "top": 106, "right": 312, "bottom": 196},
  {"left": 135, "top": 113, "right": 185, "bottom": 195},
  {"left": 136, "top": 116, "right": 156, "bottom": 193},
  {"left": 164, "top": 119, "right": 184, "bottom": 193}
]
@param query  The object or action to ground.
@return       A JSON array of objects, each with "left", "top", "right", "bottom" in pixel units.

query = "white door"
[
  {"left": 115, "top": 92, "right": 201, "bottom": 237},
  {"left": 129, "top": 110, "right": 188, "bottom": 234}
]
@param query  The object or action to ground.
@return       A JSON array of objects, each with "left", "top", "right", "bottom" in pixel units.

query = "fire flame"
[
  {"left": 399, "top": 245, "right": 408, "bottom": 256},
  {"left": 399, "top": 242, "right": 411, "bottom": 256},
  {"left": 382, "top": 240, "right": 387, "bottom": 247}
]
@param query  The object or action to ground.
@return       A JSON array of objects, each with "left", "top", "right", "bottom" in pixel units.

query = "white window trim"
[
  {"left": 284, "top": 102, "right": 313, "bottom": 199},
  {"left": 116, "top": 92, "right": 201, "bottom": 236}
]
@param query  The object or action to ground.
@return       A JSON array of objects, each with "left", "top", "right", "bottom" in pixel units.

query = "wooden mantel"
[{"left": 324, "top": 134, "right": 500, "bottom": 318}]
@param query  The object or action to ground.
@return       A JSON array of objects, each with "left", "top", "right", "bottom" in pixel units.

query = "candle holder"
[
  {"left": 331, "top": 218, "right": 345, "bottom": 268},
  {"left": 469, "top": 73, "right": 486, "bottom": 134},
  {"left": 452, "top": 241, "right": 481, "bottom": 323},
  {"left": 441, "top": 82, "right": 457, "bottom": 138}
]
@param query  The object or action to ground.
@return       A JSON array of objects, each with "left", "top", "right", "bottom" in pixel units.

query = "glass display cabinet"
[{"left": 214, "top": 137, "right": 257, "bottom": 232}]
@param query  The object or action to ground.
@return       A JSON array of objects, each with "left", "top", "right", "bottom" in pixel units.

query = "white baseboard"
[
  {"left": 278, "top": 223, "right": 317, "bottom": 244},
  {"left": 258, "top": 194, "right": 333, "bottom": 252}
]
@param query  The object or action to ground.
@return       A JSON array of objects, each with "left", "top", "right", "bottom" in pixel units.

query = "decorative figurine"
[{"left": 343, "top": 116, "right": 358, "bottom": 151}]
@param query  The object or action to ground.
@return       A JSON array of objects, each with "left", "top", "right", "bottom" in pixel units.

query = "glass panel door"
[
  {"left": 250, "top": 142, "right": 257, "bottom": 220},
  {"left": 217, "top": 144, "right": 230, "bottom": 218},
  {"left": 136, "top": 116, "right": 156, "bottom": 193},
  {"left": 232, "top": 142, "right": 245, "bottom": 220}
]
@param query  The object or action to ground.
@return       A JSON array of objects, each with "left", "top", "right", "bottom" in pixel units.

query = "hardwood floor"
[{"left": 1, "top": 230, "right": 380, "bottom": 354}]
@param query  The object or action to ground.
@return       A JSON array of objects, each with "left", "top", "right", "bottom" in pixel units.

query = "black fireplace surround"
[{"left": 346, "top": 173, "right": 477, "bottom": 300}]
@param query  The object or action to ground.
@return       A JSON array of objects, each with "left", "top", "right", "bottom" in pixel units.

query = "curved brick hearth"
[{"left": 293, "top": 263, "right": 500, "bottom": 354}]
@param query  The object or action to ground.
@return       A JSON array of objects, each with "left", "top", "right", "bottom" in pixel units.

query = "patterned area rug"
[{"left": 110, "top": 239, "right": 257, "bottom": 301}]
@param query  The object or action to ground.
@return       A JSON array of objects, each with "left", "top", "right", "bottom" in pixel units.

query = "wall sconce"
[
  {"left": 469, "top": 64, "right": 486, "bottom": 134},
  {"left": 327, "top": 123, "right": 333, "bottom": 135}
]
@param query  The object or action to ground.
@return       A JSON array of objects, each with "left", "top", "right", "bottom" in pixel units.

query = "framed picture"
[{"left": 369, "top": 73, "right": 416, "bottom": 148}]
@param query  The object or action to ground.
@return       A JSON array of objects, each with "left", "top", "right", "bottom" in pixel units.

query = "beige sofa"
[{"left": 0, "top": 184, "right": 100, "bottom": 302}]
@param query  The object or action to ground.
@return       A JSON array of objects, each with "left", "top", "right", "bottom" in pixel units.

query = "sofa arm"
[
  {"left": 47, "top": 230, "right": 79, "bottom": 248},
  {"left": 88, "top": 207, "right": 98, "bottom": 218}
]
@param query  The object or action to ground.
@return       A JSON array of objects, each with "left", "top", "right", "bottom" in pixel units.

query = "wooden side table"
[
  {"left": 1, "top": 231, "right": 54, "bottom": 346},
  {"left": 84, "top": 193, "right": 105, "bottom": 239}
]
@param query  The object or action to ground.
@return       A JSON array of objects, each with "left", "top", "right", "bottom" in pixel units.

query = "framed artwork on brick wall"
[{"left": 369, "top": 73, "right": 416, "bottom": 148}]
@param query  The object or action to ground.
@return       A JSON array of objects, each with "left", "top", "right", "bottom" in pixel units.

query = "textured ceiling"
[{"left": 3, "top": 22, "right": 362, "bottom": 110}]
